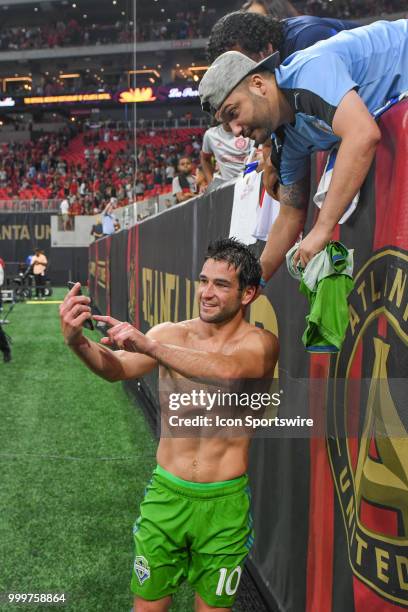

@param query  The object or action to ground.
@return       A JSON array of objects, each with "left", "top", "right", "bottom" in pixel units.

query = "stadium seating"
[{"left": 0, "top": 126, "right": 205, "bottom": 209}]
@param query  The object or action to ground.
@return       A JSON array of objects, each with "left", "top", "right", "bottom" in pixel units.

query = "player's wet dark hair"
[
  {"left": 207, "top": 11, "right": 284, "bottom": 63},
  {"left": 205, "top": 238, "right": 262, "bottom": 290}
]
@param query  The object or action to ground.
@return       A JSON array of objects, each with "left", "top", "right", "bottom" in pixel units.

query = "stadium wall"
[
  {"left": 89, "top": 100, "right": 408, "bottom": 612},
  {"left": 0, "top": 212, "right": 88, "bottom": 284}
]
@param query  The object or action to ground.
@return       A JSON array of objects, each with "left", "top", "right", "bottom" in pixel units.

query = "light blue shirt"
[
  {"left": 272, "top": 19, "right": 408, "bottom": 184},
  {"left": 102, "top": 212, "right": 116, "bottom": 235}
]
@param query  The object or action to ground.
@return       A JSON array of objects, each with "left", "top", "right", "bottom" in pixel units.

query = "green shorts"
[{"left": 131, "top": 465, "right": 254, "bottom": 607}]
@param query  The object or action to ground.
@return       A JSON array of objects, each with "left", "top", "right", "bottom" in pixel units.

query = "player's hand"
[
  {"left": 59, "top": 282, "right": 92, "bottom": 345},
  {"left": 293, "top": 226, "right": 332, "bottom": 268},
  {"left": 93, "top": 315, "right": 154, "bottom": 355}
]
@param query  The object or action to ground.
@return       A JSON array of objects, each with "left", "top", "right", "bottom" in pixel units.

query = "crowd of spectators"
[
  {"left": 61, "top": 150, "right": 135, "bottom": 216},
  {"left": 136, "top": 9, "right": 219, "bottom": 42},
  {"left": 0, "top": 19, "right": 133, "bottom": 51},
  {"left": 301, "top": 0, "right": 407, "bottom": 18},
  {"left": 135, "top": 128, "right": 205, "bottom": 201},
  {"left": 0, "top": 131, "right": 70, "bottom": 197},
  {"left": 0, "top": 123, "right": 209, "bottom": 212},
  {"left": 0, "top": 3, "right": 403, "bottom": 51},
  {"left": 0, "top": 126, "right": 136, "bottom": 214},
  {"left": 135, "top": 0, "right": 406, "bottom": 43}
]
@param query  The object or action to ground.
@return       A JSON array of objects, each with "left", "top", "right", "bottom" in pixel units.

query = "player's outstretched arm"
[
  {"left": 96, "top": 315, "right": 279, "bottom": 381},
  {"left": 59, "top": 284, "right": 157, "bottom": 382}
]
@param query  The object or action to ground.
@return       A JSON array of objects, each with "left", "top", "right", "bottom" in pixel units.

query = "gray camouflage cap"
[{"left": 199, "top": 50, "right": 280, "bottom": 115}]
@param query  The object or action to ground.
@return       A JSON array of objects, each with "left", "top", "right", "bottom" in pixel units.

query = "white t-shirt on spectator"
[
  {"left": 202, "top": 125, "right": 253, "bottom": 181},
  {"left": 60, "top": 199, "right": 69, "bottom": 215},
  {"left": 165, "top": 165, "right": 175, "bottom": 180},
  {"left": 172, "top": 175, "right": 196, "bottom": 198},
  {"left": 102, "top": 212, "right": 117, "bottom": 235}
]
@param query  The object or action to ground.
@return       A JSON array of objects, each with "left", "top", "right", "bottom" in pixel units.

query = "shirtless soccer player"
[{"left": 59, "top": 238, "right": 279, "bottom": 611}]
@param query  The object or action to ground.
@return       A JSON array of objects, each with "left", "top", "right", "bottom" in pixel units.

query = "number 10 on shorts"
[{"left": 216, "top": 566, "right": 242, "bottom": 596}]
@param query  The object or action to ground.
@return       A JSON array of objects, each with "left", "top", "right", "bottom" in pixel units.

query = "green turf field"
[{"left": 0, "top": 288, "right": 194, "bottom": 611}]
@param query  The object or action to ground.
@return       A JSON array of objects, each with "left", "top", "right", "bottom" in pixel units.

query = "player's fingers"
[
  {"left": 64, "top": 312, "right": 89, "bottom": 331},
  {"left": 93, "top": 315, "right": 122, "bottom": 327},
  {"left": 63, "top": 295, "right": 90, "bottom": 312},
  {"left": 100, "top": 336, "right": 114, "bottom": 346},
  {"left": 67, "top": 311, "right": 91, "bottom": 330},
  {"left": 71, "top": 295, "right": 91, "bottom": 305},
  {"left": 68, "top": 304, "right": 91, "bottom": 321},
  {"left": 77, "top": 311, "right": 92, "bottom": 324},
  {"left": 107, "top": 332, "right": 129, "bottom": 349},
  {"left": 60, "top": 301, "right": 82, "bottom": 320},
  {"left": 110, "top": 325, "right": 135, "bottom": 339},
  {"left": 112, "top": 329, "right": 134, "bottom": 344},
  {"left": 107, "top": 323, "right": 130, "bottom": 340},
  {"left": 61, "top": 298, "right": 88, "bottom": 320},
  {"left": 67, "top": 282, "right": 81, "bottom": 297}
]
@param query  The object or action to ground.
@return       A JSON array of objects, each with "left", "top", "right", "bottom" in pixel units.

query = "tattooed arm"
[{"left": 260, "top": 171, "right": 310, "bottom": 281}]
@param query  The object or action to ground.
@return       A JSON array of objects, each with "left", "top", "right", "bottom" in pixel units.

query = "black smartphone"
[{"left": 67, "top": 282, "right": 94, "bottom": 330}]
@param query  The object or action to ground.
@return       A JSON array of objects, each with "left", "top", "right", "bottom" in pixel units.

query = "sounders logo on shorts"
[
  {"left": 134, "top": 556, "right": 150, "bottom": 585},
  {"left": 327, "top": 248, "right": 408, "bottom": 607}
]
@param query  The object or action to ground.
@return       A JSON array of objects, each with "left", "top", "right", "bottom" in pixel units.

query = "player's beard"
[{"left": 199, "top": 301, "right": 241, "bottom": 324}]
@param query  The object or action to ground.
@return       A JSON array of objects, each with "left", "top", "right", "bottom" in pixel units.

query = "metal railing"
[
  {"left": 136, "top": 117, "right": 209, "bottom": 130},
  {"left": 0, "top": 199, "right": 60, "bottom": 213}
]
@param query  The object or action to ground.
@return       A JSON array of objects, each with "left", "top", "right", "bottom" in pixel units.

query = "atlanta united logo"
[
  {"left": 235, "top": 136, "right": 248, "bottom": 150},
  {"left": 134, "top": 556, "right": 151, "bottom": 585},
  {"left": 327, "top": 248, "right": 408, "bottom": 607}
]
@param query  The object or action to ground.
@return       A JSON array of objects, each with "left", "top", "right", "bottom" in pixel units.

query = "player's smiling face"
[
  {"left": 198, "top": 259, "right": 243, "bottom": 324},
  {"left": 218, "top": 74, "right": 278, "bottom": 145}
]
